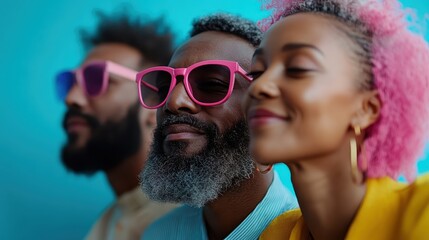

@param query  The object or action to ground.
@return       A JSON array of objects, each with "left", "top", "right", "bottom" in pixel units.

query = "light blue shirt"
[{"left": 143, "top": 172, "right": 297, "bottom": 240}]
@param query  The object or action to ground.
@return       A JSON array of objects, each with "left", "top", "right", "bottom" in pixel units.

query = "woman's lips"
[
  {"left": 247, "top": 109, "right": 290, "bottom": 127},
  {"left": 164, "top": 124, "right": 205, "bottom": 141}
]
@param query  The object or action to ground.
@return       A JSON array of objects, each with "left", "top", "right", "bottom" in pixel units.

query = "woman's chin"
[{"left": 251, "top": 143, "right": 284, "bottom": 166}]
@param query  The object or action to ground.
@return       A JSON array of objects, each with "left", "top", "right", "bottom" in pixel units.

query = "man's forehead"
[{"left": 169, "top": 31, "right": 254, "bottom": 68}]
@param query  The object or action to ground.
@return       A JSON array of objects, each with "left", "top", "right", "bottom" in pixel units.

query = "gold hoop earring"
[
  {"left": 255, "top": 164, "right": 273, "bottom": 174},
  {"left": 354, "top": 125, "right": 361, "bottom": 135},
  {"left": 350, "top": 126, "right": 361, "bottom": 182}
]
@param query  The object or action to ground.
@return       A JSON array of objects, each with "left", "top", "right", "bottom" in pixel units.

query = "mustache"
[
  {"left": 62, "top": 108, "right": 99, "bottom": 130},
  {"left": 156, "top": 114, "right": 218, "bottom": 137}
]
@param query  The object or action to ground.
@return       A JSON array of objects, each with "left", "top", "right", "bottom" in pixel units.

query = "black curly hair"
[
  {"left": 190, "top": 13, "right": 262, "bottom": 47},
  {"left": 80, "top": 10, "right": 174, "bottom": 66}
]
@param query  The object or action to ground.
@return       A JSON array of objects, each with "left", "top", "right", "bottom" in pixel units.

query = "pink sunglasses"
[
  {"left": 135, "top": 60, "right": 253, "bottom": 109},
  {"left": 56, "top": 60, "right": 137, "bottom": 100}
]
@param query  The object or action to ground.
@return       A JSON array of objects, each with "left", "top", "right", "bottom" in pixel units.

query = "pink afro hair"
[{"left": 259, "top": 0, "right": 429, "bottom": 180}]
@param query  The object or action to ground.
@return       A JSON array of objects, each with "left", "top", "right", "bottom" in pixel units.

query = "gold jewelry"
[
  {"left": 350, "top": 126, "right": 361, "bottom": 182},
  {"left": 354, "top": 125, "right": 361, "bottom": 135}
]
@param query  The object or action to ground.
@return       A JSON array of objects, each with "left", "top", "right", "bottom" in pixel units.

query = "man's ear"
[
  {"left": 138, "top": 105, "right": 157, "bottom": 128},
  {"left": 144, "top": 109, "right": 157, "bottom": 129},
  {"left": 351, "top": 90, "right": 381, "bottom": 130}
]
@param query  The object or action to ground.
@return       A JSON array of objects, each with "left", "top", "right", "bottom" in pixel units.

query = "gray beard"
[{"left": 140, "top": 116, "right": 254, "bottom": 207}]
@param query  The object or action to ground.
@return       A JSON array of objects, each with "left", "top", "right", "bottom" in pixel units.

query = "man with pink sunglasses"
[
  {"left": 57, "top": 11, "right": 177, "bottom": 239},
  {"left": 140, "top": 13, "right": 297, "bottom": 240}
]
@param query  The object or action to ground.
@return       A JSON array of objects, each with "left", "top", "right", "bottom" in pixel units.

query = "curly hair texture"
[
  {"left": 81, "top": 10, "right": 174, "bottom": 66},
  {"left": 190, "top": 13, "right": 262, "bottom": 47},
  {"left": 259, "top": 0, "right": 429, "bottom": 180}
]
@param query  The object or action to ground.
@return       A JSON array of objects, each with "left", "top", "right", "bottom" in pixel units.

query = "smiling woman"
[
  {"left": 243, "top": 0, "right": 429, "bottom": 239},
  {"left": 0, "top": 0, "right": 428, "bottom": 239}
]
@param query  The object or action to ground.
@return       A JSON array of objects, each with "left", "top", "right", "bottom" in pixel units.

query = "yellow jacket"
[{"left": 260, "top": 174, "right": 429, "bottom": 240}]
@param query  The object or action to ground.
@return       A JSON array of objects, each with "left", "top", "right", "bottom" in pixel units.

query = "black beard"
[
  {"left": 140, "top": 114, "right": 254, "bottom": 207},
  {"left": 61, "top": 102, "right": 141, "bottom": 175}
]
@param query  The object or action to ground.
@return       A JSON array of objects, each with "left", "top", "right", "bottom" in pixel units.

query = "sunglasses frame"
[
  {"left": 56, "top": 60, "right": 137, "bottom": 100},
  {"left": 135, "top": 60, "right": 253, "bottom": 109}
]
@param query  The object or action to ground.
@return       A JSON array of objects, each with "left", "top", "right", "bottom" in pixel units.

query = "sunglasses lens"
[
  {"left": 83, "top": 63, "right": 106, "bottom": 96},
  {"left": 188, "top": 64, "right": 231, "bottom": 104},
  {"left": 140, "top": 70, "right": 172, "bottom": 107},
  {"left": 55, "top": 71, "right": 75, "bottom": 100}
]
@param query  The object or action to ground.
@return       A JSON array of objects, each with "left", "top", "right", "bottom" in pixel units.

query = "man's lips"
[
  {"left": 66, "top": 116, "right": 89, "bottom": 132},
  {"left": 163, "top": 124, "right": 205, "bottom": 141}
]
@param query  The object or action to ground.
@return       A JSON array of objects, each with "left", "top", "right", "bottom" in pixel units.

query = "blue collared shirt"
[{"left": 143, "top": 172, "right": 297, "bottom": 240}]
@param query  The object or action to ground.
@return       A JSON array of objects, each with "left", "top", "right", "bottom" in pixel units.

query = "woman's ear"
[{"left": 352, "top": 90, "right": 381, "bottom": 130}]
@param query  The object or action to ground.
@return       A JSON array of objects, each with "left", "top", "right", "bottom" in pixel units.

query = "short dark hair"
[
  {"left": 80, "top": 10, "right": 174, "bottom": 65},
  {"left": 190, "top": 13, "right": 262, "bottom": 47}
]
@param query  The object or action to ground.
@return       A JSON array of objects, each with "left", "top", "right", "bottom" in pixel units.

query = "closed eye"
[
  {"left": 246, "top": 71, "right": 264, "bottom": 80},
  {"left": 287, "top": 68, "right": 309, "bottom": 74}
]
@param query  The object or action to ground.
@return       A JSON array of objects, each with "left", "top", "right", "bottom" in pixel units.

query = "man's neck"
[
  {"left": 105, "top": 148, "right": 146, "bottom": 198},
  {"left": 203, "top": 170, "right": 274, "bottom": 240}
]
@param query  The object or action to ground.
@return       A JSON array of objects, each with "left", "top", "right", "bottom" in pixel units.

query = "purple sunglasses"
[
  {"left": 135, "top": 60, "right": 253, "bottom": 109},
  {"left": 56, "top": 60, "right": 137, "bottom": 100}
]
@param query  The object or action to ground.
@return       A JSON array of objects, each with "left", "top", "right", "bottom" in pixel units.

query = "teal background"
[{"left": 1, "top": 0, "right": 427, "bottom": 239}]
